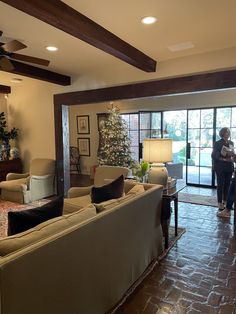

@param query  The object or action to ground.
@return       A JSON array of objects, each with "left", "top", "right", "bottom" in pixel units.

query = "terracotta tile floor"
[{"left": 115, "top": 193, "right": 236, "bottom": 314}]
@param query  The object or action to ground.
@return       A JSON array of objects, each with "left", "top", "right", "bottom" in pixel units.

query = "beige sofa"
[
  {"left": 64, "top": 165, "right": 130, "bottom": 213},
  {"left": 0, "top": 180, "right": 163, "bottom": 314}
]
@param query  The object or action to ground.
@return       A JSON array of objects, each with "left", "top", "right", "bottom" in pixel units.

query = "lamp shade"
[{"left": 143, "top": 138, "right": 173, "bottom": 163}]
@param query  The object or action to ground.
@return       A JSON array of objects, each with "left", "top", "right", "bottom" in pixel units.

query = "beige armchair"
[
  {"left": 64, "top": 165, "right": 130, "bottom": 214},
  {"left": 0, "top": 158, "right": 55, "bottom": 204}
]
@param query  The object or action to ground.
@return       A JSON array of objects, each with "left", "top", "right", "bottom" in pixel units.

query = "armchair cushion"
[
  {"left": 91, "top": 175, "right": 124, "bottom": 204},
  {"left": 8, "top": 196, "right": 64, "bottom": 236},
  {"left": 0, "top": 178, "right": 28, "bottom": 192}
]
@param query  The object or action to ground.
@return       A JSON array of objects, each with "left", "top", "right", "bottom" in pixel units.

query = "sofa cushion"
[
  {"left": 63, "top": 194, "right": 91, "bottom": 214},
  {"left": 0, "top": 204, "right": 96, "bottom": 256},
  {"left": 91, "top": 174, "right": 124, "bottom": 203},
  {"left": 127, "top": 184, "right": 145, "bottom": 195},
  {"left": 8, "top": 196, "right": 64, "bottom": 236},
  {"left": 95, "top": 193, "right": 136, "bottom": 213}
]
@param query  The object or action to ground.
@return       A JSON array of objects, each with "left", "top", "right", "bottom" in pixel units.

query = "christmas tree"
[{"left": 98, "top": 107, "right": 134, "bottom": 167}]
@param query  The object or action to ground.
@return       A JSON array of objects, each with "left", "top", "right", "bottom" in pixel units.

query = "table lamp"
[{"left": 143, "top": 138, "right": 173, "bottom": 188}]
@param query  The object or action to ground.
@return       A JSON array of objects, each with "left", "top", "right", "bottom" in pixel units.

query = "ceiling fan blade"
[
  {"left": 11, "top": 53, "right": 50, "bottom": 66},
  {"left": 2, "top": 40, "right": 27, "bottom": 53},
  {"left": 0, "top": 57, "right": 14, "bottom": 71}
]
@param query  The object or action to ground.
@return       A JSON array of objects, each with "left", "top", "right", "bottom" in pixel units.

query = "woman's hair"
[{"left": 219, "top": 127, "right": 231, "bottom": 138}]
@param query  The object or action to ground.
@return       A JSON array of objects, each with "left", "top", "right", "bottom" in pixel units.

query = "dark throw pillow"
[
  {"left": 91, "top": 174, "right": 124, "bottom": 204},
  {"left": 8, "top": 196, "right": 64, "bottom": 236}
]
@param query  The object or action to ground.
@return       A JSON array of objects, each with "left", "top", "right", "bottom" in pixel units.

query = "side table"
[
  {"left": 0, "top": 158, "right": 22, "bottom": 182},
  {"left": 161, "top": 181, "right": 186, "bottom": 249}
]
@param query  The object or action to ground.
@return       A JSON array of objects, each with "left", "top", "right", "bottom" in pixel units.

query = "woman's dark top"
[{"left": 211, "top": 138, "right": 234, "bottom": 173}]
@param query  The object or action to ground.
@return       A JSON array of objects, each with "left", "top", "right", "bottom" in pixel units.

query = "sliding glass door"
[{"left": 186, "top": 109, "right": 214, "bottom": 185}]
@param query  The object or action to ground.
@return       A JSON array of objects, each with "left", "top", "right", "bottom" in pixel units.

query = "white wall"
[
  {"left": 69, "top": 88, "right": 236, "bottom": 174},
  {"left": 6, "top": 80, "right": 56, "bottom": 172}
]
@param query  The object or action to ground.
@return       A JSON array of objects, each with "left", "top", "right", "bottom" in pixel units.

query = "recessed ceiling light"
[
  {"left": 141, "top": 16, "right": 157, "bottom": 25},
  {"left": 10, "top": 78, "right": 23, "bottom": 83},
  {"left": 46, "top": 46, "right": 58, "bottom": 52},
  {"left": 168, "top": 41, "right": 194, "bottom": 52}
]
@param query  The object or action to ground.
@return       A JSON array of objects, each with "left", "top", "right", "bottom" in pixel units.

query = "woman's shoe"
[{"left": 217, "top": 209, "right": 231, "bottom": 218}]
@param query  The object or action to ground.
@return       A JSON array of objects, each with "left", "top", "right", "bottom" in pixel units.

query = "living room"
[{"left": 0, "top": 1, "right": 236, "bottom": 313}]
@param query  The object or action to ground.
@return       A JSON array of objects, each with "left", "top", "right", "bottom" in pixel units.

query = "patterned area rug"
[
  {"left": 0, "top": 199, "right": 49, "bottom": 238},
  {"left": 178, "top": 193, "right": 218, "bottom": 207}
]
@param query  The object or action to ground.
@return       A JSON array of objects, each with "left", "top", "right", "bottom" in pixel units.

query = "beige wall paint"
[
  {"left": 70, "top": 89, "right": 236, "bottom": 174},
  {"left": 6, "top": 80, "right": 56, "bottom": 172},
  {"left": 0, "top": 94, "right": 7, "bottom": 114}
]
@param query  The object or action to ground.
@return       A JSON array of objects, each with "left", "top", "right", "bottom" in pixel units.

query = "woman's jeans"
[
  {"left": 215, "top": 170, "right": 233, "bottom": 204},
  {"left": 226, "top": 178, "right": 235, "bottom": 210}
]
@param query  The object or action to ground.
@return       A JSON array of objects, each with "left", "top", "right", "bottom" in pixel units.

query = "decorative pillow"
[
  {"left": 91, "top": 175, "right": 124, "bottom": 203},
  {"left": 127, "top": 184, "right": 145, "bottom": 195},
  {"left": 8, "top": 196, "right": 64, "bottom": 236}
]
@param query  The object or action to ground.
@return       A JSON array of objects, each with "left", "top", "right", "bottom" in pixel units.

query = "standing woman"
[{"left": 211, "top": 127, "right": 234, "bottom": 217}]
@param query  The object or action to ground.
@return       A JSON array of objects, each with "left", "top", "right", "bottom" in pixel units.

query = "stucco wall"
[{"left": 6, "top": 80, "right": 56, "bottom": 172}]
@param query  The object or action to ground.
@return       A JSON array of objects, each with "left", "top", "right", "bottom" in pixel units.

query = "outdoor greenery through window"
[{"left": 120, "top": 106, "right": 236, "bottom": 187}]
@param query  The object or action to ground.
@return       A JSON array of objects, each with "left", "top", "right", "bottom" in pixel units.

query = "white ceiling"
[{"left": 1, "top": 0, "right": 236, "bottom": 89}]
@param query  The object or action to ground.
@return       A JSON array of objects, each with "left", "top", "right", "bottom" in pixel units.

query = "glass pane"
[
  {"left": 131, "top": 147, "right": 139, "bottom": 161},
  {"left": 188, "top": 110, "right": 200, "bottom": 128},
  {"left": 187, "top": 166, "right": 199, "bottom": 184},
  {"left": 200, "top": 148, "right": 212, "bottom": 166},
  {"left": 188, "top": 129, "right": 200, "bottom": 147},
  {"left": 130, "top": 131, "right": 139, "bottom": 146},
  {"left": 140, "top": 130, "right": 151, "bottom": 142},
  {"left": 189, "top": 147, "right": 199, "bottom": 166},
  {"left": 140, "top": 112, "right": 150, "bottom": 129},
  {"left": 151, "top": 129, "right": 161, "bottom": 138},
  {"left": 163, "top": 110, "right": 187, "bottom": 139},
  {"left": 216, "top": 108, "right": 231, "bottom": 128},
  {"left": 201, "top": 109, "right": 213, "bottom": 128},
  {"left": 151, "top": 112, "right": 161, "bottom": 129},
  {"left": 130, "top": 114, "right": 139, "bottom": 130},
  {"left": 200, "top": 167, "right": 212, "bottom": 185},
  {"left": 121, "top": 114, "right": 129, "bottom": 128},
  {"left": 231, "top": 127, "right": 236, "bottom": 142},
  {"left": 232, "top": 108, "right": 236, "bottom": 127},
  {"left": 200, "top": 129, "right": 213, "bottom": 148},
  {"left": 173, "top": 141, "right": 186, "bottom": 164}
]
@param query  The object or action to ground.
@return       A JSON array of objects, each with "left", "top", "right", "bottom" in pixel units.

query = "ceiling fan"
[{"left": 0, "top": 30, "right": 50, "bottom": 71}]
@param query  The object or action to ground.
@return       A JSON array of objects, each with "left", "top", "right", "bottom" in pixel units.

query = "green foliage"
[
  {"left": 97, "top": 107, "right": 135, "bottom": 168},
  {"left": 0, "top": 112, "right": 19, "bottom": 142},
  {"left": 133, "top": 161, "right": 149, "bottom": 181}
]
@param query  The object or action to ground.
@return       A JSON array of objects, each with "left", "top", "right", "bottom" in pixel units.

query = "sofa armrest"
[
  {"left": 67, "top": 186, "right": 93, "bottom": 198},
  {"left": 6, "top": 172, "right": 29, "bottom": 181}
]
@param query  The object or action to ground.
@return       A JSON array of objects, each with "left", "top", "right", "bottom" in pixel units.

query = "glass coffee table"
[{"left": 161, "top": 180, "right": 186, "bottom": 249}]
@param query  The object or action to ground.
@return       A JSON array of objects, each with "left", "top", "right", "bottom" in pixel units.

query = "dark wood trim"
[
  {"left": 54, "top": 103, "right": 70, "bottom": 195},
  {"left": 0, "top": 84, "right": 11, "bottom": 94},
  {"left": 54, "top": 69, "right": 236, "bottom": 105},
  {"left": 1, "top": 60, "right": 71, "bottom": 86},
  {"left": 2, "top": 0, "right": 156, "bottom": 72}
]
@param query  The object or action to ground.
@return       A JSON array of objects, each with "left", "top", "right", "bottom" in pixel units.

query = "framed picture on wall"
[
  {"left": 77, "top": 138, "right": 90, "bottom": 156},
  {"left": 77, "top": 115, "right": 90, "bottom": 134}
]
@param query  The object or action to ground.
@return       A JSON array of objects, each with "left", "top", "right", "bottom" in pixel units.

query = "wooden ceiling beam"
[
  {"left": 54, "top": 69, "right": 236, "bottom": 105},
  {"left": 1, "top": 0, "right": 156, "bottom": 72},
  {"left": 0, "top": 84, "right": 11, "bottom": 94},
  {"left": 1, "top": 60, "right": 71, "bottom": 86}
]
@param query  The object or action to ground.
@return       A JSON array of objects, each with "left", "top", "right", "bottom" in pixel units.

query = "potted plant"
[
  {"left": 0, "top": 112, "right": 19, "bottom": 160},
  {"left": 132, "top": 161, "right": 149, "bottom": 182}
]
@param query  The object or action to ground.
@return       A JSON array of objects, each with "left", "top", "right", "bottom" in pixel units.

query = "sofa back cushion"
[
  {"left": 91, "top": 175, "right": 124, "bottom": 203},
  {"left": 8, "top": 196, "right": 64, "bottom": 236},
  {"left": 0, "top": 204, "right": 96, "bottom": 256}
]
